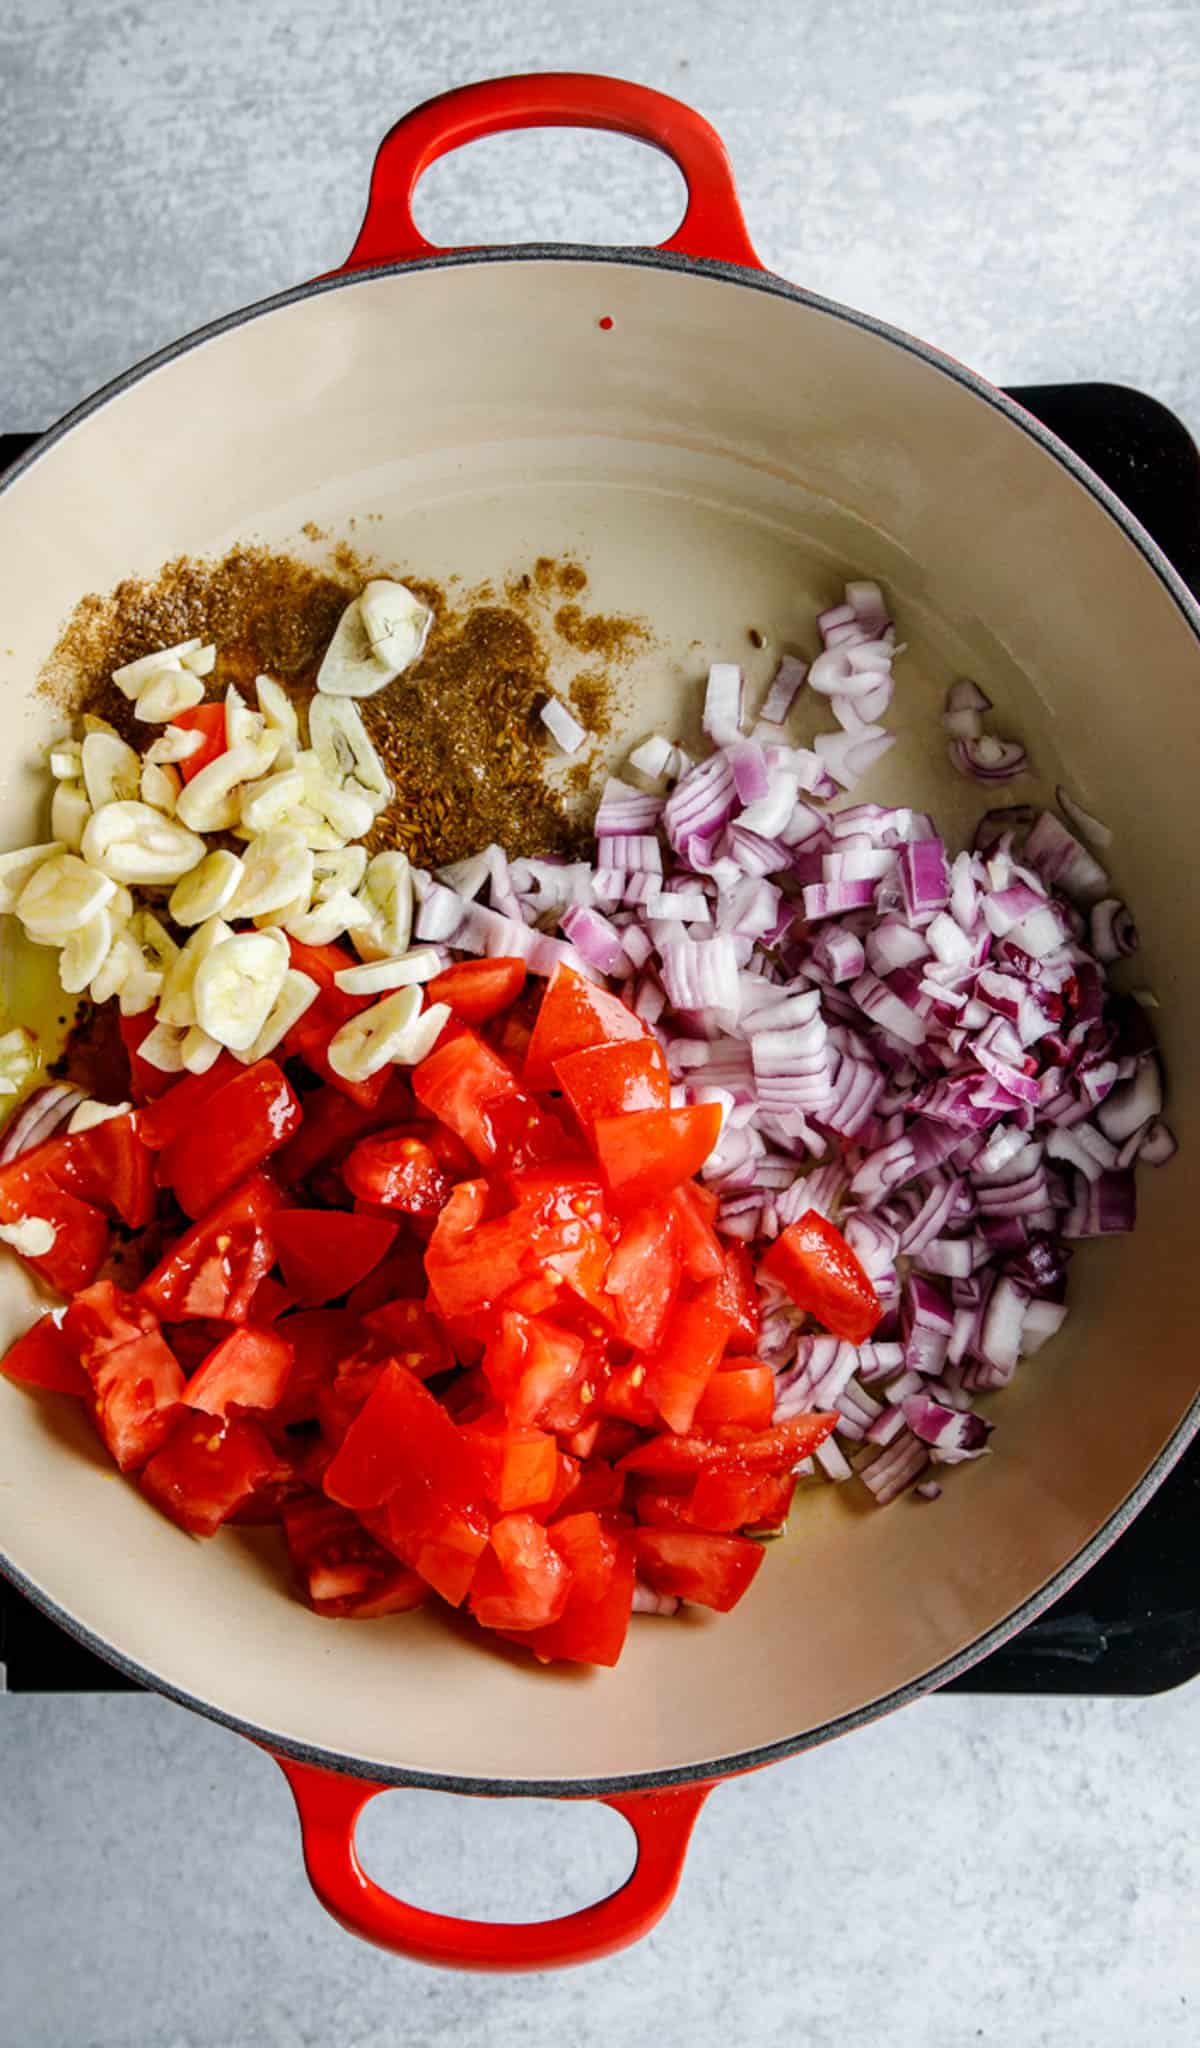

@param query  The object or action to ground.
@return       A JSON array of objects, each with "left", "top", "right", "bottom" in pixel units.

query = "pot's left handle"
[
  {"left": 330, "top": 71, "right": 763, "bottom": 275},
  {"left": 274, "top": 1754, "right": 714, "bottom": 1971}
]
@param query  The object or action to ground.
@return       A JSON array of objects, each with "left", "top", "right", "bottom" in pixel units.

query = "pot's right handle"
[
  {"left": 335, "top": 72, "right": 764, "bottom": 275},
  {"left": 275, "top": 1754, "right": 714, "bottom": 1971}
]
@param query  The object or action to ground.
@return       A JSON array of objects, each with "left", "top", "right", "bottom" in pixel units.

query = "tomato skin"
[
  {"left": 634, "top": 1527, "right": 765, "bottom": 1612},
  {"left": 468, "top": 1512, "right": 572, "bottom": 1631},
  {"left": 758, "top": 1208, "right": 882, "bottom": 1344},
  {"left": 135, "top": 1057, "right": 241, "bottom": 1150},
  {"left": 670, "top": 1183, "right": 725, "bottom": 1283},
  {"left": 140, "top": 1411, "right": 281, "bottom": 1535},
  {"left": 172, "top": 701, "right": 227, "bottom": 783},
  {"left": 1, "top": 1313, "right": 90, "bottom": 1395},
  {"left": 461, "top": 1416, "right": 560, "bottom": 1513},
  {"left": 64, "top": 1281, "right": 186, "bottom": 1471},
  {"left": 342, "top": 1130, "right": 451, "bottom": 1217},
  {"left": 643, "top": 1280, "right": 735, "bottom": 1435},
  {"left": 594, "top": 1104, "right": 723, "bottom": 1207},
  {"left": 714, "top": 1240, "right": 760, "bottom": 1352},
  {"left": 139, "top": 1173, "right": 283, "bottom": 1323},
  {"left": 616, "top": 1411, "right": 839, "bottom": 1479},
  {"left": 523, "top": 964, "right": 646, "bottom": 1089},
  {"left": 181, "top": 1324, "right": 294, "bottom": 1417},
  {"left": 425, "top": 957, "right": 527, "bottom": 1025},
  {"left": 553, "top": 1037, "right": 670, "bottom": 1132},
  {"left": 271, "top": 1208, "right": 397, "bottom": 1307},
  {"left": 693, "top": 1364, "right": 774, "bottom": 1432},
  {"left": 157, "top": 1061, "right": 301, "bottom": 1220}
]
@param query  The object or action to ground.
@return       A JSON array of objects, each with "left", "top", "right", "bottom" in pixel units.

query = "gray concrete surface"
[{"left": 2, "top": 2, "right": 1199, "bottom": 2043}]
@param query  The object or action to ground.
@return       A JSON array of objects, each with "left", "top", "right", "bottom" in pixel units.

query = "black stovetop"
[{"left": 1, "top": 383, "right": 1197, "bottom": 1698}]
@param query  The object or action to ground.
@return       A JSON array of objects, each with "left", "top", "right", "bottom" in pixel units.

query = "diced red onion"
[
  {"left": 0, "top": 1083, "right": 87, "bottom": 1164},
  {"left": 703, "top": 664, "right": 744, "bottom": 746},
  {"left": 1056, "top": 784, "right": 1112, "bottom": 850},
  {"left": 596, "top": 777, "right": 664, "bottom": 835},
  {"left": 949, "top": 735, "right": 1028, "bottom": 783},
  {"left": 759, "top": 655, "right": 808, "bottom": 725}
]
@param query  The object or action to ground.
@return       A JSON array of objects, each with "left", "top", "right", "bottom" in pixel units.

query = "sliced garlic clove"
[
  {"left": 314, "top": 599, "right": 380, "bottom": 700},
  {"left": 131, "top": 909, "right": 180, "bottom": 978},
  {"left": 351, "top": 850, "right": 413, "bottom": 962},
  {"left": 90, "top": 931, "right": 141, "bottom": 1006},
  {"left": 16, "top": 853, "right": 116, "bottom": 940},
  {"left": 333, "top": 949, "right": 442, "bottom": 996},
  {"left": 252, "top": 894, "right": 311, "bottom": 932},
  {"left": 133, "top": 669, "right": 206, "bottom": 723},
  {"left": 81, "top": 731, "right": 142, "bottom": 810},
  {"left": 158, "top": 916, "right": 234, "bottom": 1028},
  {"left": 225, "top": 683, "right": 265, "bottom": 750},
  {"left": 0, "top": 1027, "right": 39, "bottom": 1098},
  {"left": 297, "top": 752, "right": 375, "bottom": 843},
  {"left": 175, "top": 734, "right": 281, "bottom": 833},
  {"left": 136, "top": 1021, "right": 189, "bottom": 1073},
  {"left": 112, "top": 641, "right": 201, "bottom": 700},
  {"left": 238, "top": 765, "right": 307, "bottom": 836},
  {"left": 181, "top": 644, "right": 217, "bottom": 677},
  {"left": 81, "top": 801, "right": 207, "bottom": 885},
  {"left": 169, "top": 849, "right": 244, "bottom": 926},
  {"left": 50, "top": 782, "right": 91, "bottom": 854},
  {"left": 327, "top": 989, "right": 450, "bottom": 1081},
  {"left": 67, "top": 1099, "right": 132, "bottom": 1134},
  {"left": 59, "top": 906, "right": 115, "bottom": 995},
  {"left": 312, "top": 844, "right": 368, "bottom": 900},
  {"left": 181, "top": 1025, "right": 224, "bottom": 1074},
  {"left": 48, "top": 739, "right": 83, "bottom": 781},
  {"left": 255, "top": 675, "right": 300, "bottom": 762},
  {"left": 308, "top": 696, "right": 392, "bottom": 815},
  {"left": 284, "top": 888, "right": 372, "bottom": 947},
  {"left": 359, "top": 579, "right": 432, "bottom": 674},
  {"left": 140, "top": 760, "right": 181, "bottom": 815},
  {"left": 229, "top": 826, "right": 314, "bottom": 920},
  {"left": 0, "top": 1215, "right": 57, "bottom": 1257},
  {"left": 233, "top": 968, "right": 320, "bottom": 1064},
  {"left": 146, "top": 725, "right": 204, "bottom": 767},
  {"left": 0, "top": 842, "right": 66, "bottom": 914},
  {"left": 193, "top": 930, "right": 289, "bottom": 1051},
  {"left": 117, "top": 962, "right": 164, "bottom": 1017}
]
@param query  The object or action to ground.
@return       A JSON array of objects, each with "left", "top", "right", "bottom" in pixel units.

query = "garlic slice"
[
  {"left": 59, "top": 906, "right": 115, "bottom": 994},
  {"left": 133, "top": 669, "right": 206, "bottom": 723},
  {"left": 0, "top": 1028, "right": 39, "bottom": 1098},
  {"left": 131, "top": 909, "right": 180, "bottom": 979},
  {"left": 327, "top": 987, "right": 450, "bottom": 1081},
  {"left": 0, "top": 843, "right": 65, "bottom": 914},
  {"left": 112, "top": 641, "right": 202, "bottom": 700},
  {"left": 193, "top": 930, "right": 289, "bottom": 1051},
  {"left": 16, "top": 853, "right": 116, "bottom": 940},
  {"left": 255, "top": 675, "right": 300, "bottom": 763},
  {"left": 169, "top": 849, "right": 244, "bottom": 926},
  {"left": 48, "top": 739, "right": 82, "bottom": 781},
  {"left": 158, "top": 916, "right": 234, "bottom": 1028},
  {"left": 0, "top": 1216, "right": 56, "bottom": 1257},
  {"left": 225, "top": 684, "right": 265, "bottom": 750},
  {"left": 233, "top": 968, "right": 320, "bottom": 1064},
  {"left": 359, "top": 579, "right": 432, "bottom": 674},
  {"left": 312, "top": 845, "right": 368, "bottom": 900},
  {"left": 67, "top": 1099, "right": 131, "bottom": 1134},
  {"left": 284, "top": 888, "right": 371, "bottom": 947},
  {"left": 81, "top": 731, "right": 142, "bottom": 810},
  {"left": 181, "top": 1026, "right": 224, "bottom": 1074},
  {"left": 229, "top": 826, "right": 314, "bottom": 920},
  {"left": 297, "top": 753, "right": 375, "bottom": 843},
  {"left": 90, "top": 931, "right": 141, "bottom": 1007},
  {"left": 81, "top": 802, "right": 207, "bottom": 885},
  {"left": 351, "top": 850, "right": 413, "bottom": 962},
  {"left": 333, "top": 949, "right": 442, "bottom": 996},
  {"left": 51, "top": 783, "right": 91, "bottom": 853},
  {"left": 175, "top": 734, "right": 282, "bottom": 834},
  {"left": 140, "top": 760, "right": 182, "bottom": 815},
  {"left": 146, "top": 725, "right": 204, "bottom": 767},
  {"left": 238, "top": 766, "right": 308, "bottom": 837},
  {"left": 137, "top": 1021, "right": 189, "bottom": 1073},
  {"left": 308, "top": 696, "right": 392, "bottom": 815}
]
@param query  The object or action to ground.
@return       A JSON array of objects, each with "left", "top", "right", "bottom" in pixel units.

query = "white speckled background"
[{"left": 2, "top": 2, "right": 1199, "bottom": 2041}]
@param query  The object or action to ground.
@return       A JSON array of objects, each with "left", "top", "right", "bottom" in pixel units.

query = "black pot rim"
[{"left": 3, "top": 242, "right": 1198, "bottom": 1799}]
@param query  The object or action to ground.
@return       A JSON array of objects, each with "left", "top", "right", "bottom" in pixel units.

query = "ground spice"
[{"left": 37, "top": 541, "right": 646, "bottom": 872}]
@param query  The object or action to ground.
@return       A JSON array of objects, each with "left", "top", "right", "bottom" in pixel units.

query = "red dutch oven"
[{"left": 0, "top": 74, "right": 1197, "bottom": 1972}]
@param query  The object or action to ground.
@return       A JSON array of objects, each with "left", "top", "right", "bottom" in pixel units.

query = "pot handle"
[
  {"left": 335, "top": 72, "right": 763, "bottom": 275},
  {"left": 274, "top": 1753, "right": 714, "bottom": 1971}
]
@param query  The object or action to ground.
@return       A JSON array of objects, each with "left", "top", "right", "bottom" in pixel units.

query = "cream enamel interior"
[{"left": 0, "top": 255, "right": 1196, "bottom": 1789}]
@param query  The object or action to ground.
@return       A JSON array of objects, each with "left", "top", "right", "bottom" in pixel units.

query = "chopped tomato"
[
  {"left": 140, "top": 1412, "right": 281, "bottom": 1535},
  {"left": 425, "top": 957, "right": 527, "bottom": 1025},
  {"left": 139, "top": 1173, "right": 283, "bottom": 1323},
  {"left": 758, "top": 1208, "right": 882, "bottom": 1344},
  {"left": 343, "top": 1236, "right": 430, "bottom": 1318},
  {"left": 688, "top": 1467, "right": 796, "bottom": 1534},
  {"left": 119, "top": 1011, "right": 177, "bottom": 1102},
  {"left": 553, "top": 1037, "right": 670, "bottom": 1132},
  {"left": 282, "top": 1495, "right": 427, "bottom": 1618},
  {"left": 0, "top": 1156, "right": 108, "bottom": 1296},
  {"left": 284, "top": 939, "right": 390, "bottom": 1110},
  {"left": 156, "top": 1061, "right": 301, "bottom": 1219},
  {"left": 643, "top": 1280, "right": 735, "bottom": 1434},
  {"left": 594, "top": 1104, "right": 722, "bottom": 1207},
  {"left": 360, "top": 1298, "right": 454, "bottom": 1379},
  {"left": 550, "top": 1458, "right": 624, "bottom": 1520},
  {"left": 245, "top": 1274, "right": 294, "bottom": 1325},
  {"left": 601, "top": 1360, "right": 658, "bottom": 1428},
  {"left": 616, "top": 1411, "right": 839, "bottom": 1479},
  {"left": 413, "top": 1029, "right": 568, "bottom": 1171},
  {"left": 342, "top": 1130, "right": 451, "bottom": 1216},
  {"left": 468, "top": 1511, "right": 572, "bottom": 1631},
  {"left": 64, "top": 1281, "right": 185, "bottom": 1471},
  {"left": 670, "top": 1182, "right": 725, "bottom": 1282},
  {"left": 272, "top": 1085, "right": 385, "bottom": 1189},
  {"left": 26, "top": 1112, "right": 156, "bottom": 1231},
  {"left": 694, "top": 1364, "right": 774, "bottom": 1432},
  {"left": 323, "top": 1361, "right": 490, "bottom": 1605},
  {"left": 134, "top": 1057, "right": 241, "bottom": 1150},
  {"left": 318, "top": 1349, "right": 386, "bottom": 1448},
  {"left": 270, "top": 1307, "right": 361, "bottom": 1426},
  {"left": 271, "top": 1208, "right": 397, "bottom": 1307},
  {"left": 481, "top": 1310, "right": 586, "bottom": 1430},
  {"left": 714, "top": 1240, "right": 760, "bottom": 1353},
  {"left": 171, "top": 701, "right": 227, "bottom": 783},
  {"left": 524, "top": 1513, "right": 635, "bottom": 1667},
  {"left": 523, "top": 964, "right": 646, "bottom": 1089},
  {"left": 461, "top": 1415, "right": 560, "bottom": 1512},
  {"left": 634, "top": 1527, "right": 764, "bottom": 1612},
  {"left": 182, "top": 1324, "right": 294, "bottom": 1417},
  {"left": 603, "top": 1201, "right": 679, "bottom": 1351},
  {"left": 1, "top": 1313, "right": 89, "bottom": 1395}
]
